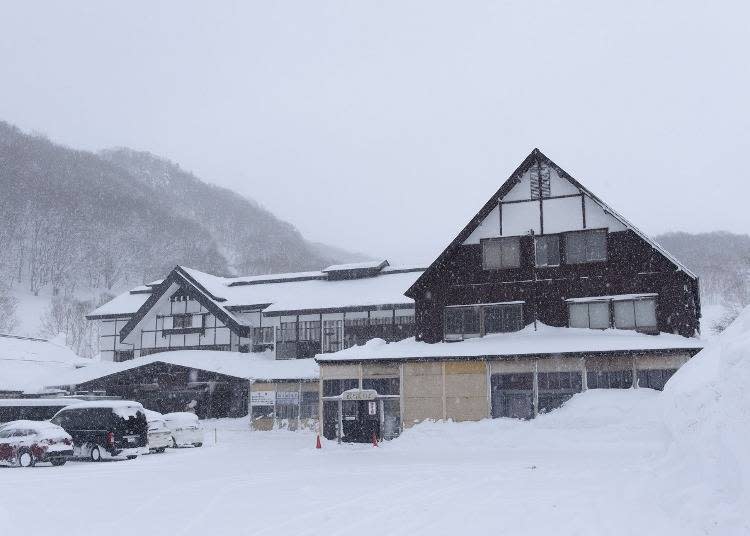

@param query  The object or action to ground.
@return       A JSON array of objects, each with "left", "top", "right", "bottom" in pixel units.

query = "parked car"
[
  {"left": 50, "top": 401, "right": 148, "bottom": 461},
  {"left": 0, "top": 420, "right": 73, "bottom": 467},
  {"left": 0, "top": 398, "right": 85, "bottom": 424},
  {"left": 163, "top": 412, "right": 203, "bottom": 447},
  {"left": 143, "top": 409, "right": 172, "bottom": 453}
]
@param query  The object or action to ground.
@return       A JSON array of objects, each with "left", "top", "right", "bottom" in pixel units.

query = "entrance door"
[
  {"left": 342, "top": 400, "right": 380, "bottom": 443},
  {"left": 491, "top": 373, "right": 533, "bottom": 419}
]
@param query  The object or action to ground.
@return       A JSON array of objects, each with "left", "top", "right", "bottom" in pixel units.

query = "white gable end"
[{"left": 463, "top": 164, "right": 626, "bottom": 244}]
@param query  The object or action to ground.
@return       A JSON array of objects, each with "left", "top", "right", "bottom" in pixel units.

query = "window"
[
  {"left": 614, "top": 298, "right": 657, "bottom": 331},
  {"left": 482, "top": 237, "right": 521, "bottom": 270},
  {"left": 279, "top": 322, "right": 297, "bottom": 342},
  {"left": 537, "top": 372, "right": 583, "bottom": 413},
  {"left": 172, "top": 314, "right": 192, "bottom": 329},
  {"left": 362, "top": 377, "right": 400, "bottom": 396},
  {"left": 568, "top": 301, "right": 610, "bottom": 329},
  {"left": 444, "top": 306, "right": 481, "bottom": 340},
  {"left": 113, "top": 350, "right": 134, "bottom": 362},
  {"left": 483, "top": 303, "right": 524, "bottom": 333},
  {"left": 445, "top": 303, "right": 524, "bottom": 340},
  {"left": 300, "top": 391, "right": 320, "bottom": 419},
  {"left": 298, "top": 321, "right": 321, "bottom": 342},
  {"left": 637, "top": 368, "right": 676, "bottom": 391},
  {"left": 587, "top": 369, "right": 633, "bottom": 389},
  {"left": 564, "top": 229, "right": 607, "bottom": 264},
  {"left": 535, "top": 235, "right": 560, "bottom": 267}
]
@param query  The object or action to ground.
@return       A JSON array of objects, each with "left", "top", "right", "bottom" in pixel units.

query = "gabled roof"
[
  {"left": 118, "top": 266, "right": 248, "bottom": 342},
  {"left": 406, "top": 148, "right": 697, "bottom": 297},
  {"left": 52, "top": 350, "right": 319, "bottom": 386},
  {"left": 90, "top": 263, "right": 426, "bottom": 324}
]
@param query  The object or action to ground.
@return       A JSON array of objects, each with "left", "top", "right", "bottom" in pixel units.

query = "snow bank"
[{"left": 661, "top": 306, "right": 750, "bottom": 534}]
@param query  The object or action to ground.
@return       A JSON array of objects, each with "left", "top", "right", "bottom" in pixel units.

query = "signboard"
[
  {"left": 250, "top": 390, "right": 275, "bottom": 406},
  {"left": 341, "top": 389, "right": 378, "bottom": 401},
  {"left": 275, "top": 391, "right": 300, "bottom": 405},
  {"left": 368, "top": 401, "right": 377, "bottom": 415}
]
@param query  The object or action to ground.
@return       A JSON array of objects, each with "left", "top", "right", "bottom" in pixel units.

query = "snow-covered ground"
[{"left": 1, "top": 388, "right": 740, "bottom": 536}]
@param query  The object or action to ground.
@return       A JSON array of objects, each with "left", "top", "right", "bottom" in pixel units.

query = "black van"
[{"left": 50, "top": 401, "right": 148, "bottom": 461}]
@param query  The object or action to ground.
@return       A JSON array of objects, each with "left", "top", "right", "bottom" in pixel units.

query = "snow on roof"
[
  {"left": 0, "top": 420, "right": 70, "bottom": 434},
  {"left": 179, "top": 266, "right": 422, "bottom": 313},
  {"left": 0, "top": 334, "right": 90, "bottom": 393},
  {"left": 0, "top": 398, "right": 85, "bottom": 407},
  {"left": 316, "top": 323, "right": 704, "bottom": 363},
  {"left": 90, "top": 262, "right": 425, "bottom": 321},
  {"left": 87, "top": 288, "right": 151, "bottom": 318},
  {"left": 565, "top": 293, "right": 658, "bottom": 303},
  {"left": 322, "top": 260, "right": 388, "bottom": 272},
  {"left": 52, "top": 350, "right": 319, "bottom": 387},
  {"left": 62, "top": 400, "right": 145, "bottom": 410}
]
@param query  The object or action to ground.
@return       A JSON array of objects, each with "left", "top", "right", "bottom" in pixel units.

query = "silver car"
[
  {"left": 163, "top": 412, "right": 203, "bottom": 447},
  {"left": 143, "top": 410, "right": 172, "bottom": 453}
]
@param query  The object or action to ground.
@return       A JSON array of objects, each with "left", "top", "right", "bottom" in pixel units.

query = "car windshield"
[{"left": 0, "top": 428, "right": 15, "bottom": 438}]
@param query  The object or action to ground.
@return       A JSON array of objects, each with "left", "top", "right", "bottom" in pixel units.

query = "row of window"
[
  {"left": 568, "top": 297, "right": 657, "bottom": 331},
  {"left": 443, "top": 295, "right": 658, "bottom": 340},
  {"left": 482, "top": 229, "right": 607, "bottom": 270},
  {"left": 444, "top": 303, "right": 524, "bottom": 340}
]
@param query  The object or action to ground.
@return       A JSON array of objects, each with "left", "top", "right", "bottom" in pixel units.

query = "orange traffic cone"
[
  {"left": 371, "top": 432, "right": 378, "bottom": 447},
  {"left": 315, "top": 434, "right": 322, "bottom": 449}
]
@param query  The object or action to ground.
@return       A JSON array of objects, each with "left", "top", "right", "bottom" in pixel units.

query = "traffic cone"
[
  {"left": 371, "top": 432, "right": 378, "bottom": 447},
  {"left": 315, "top": 434, "right": 322, "bottom": 449}
]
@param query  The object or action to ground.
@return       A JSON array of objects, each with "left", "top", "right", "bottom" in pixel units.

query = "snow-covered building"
[
  {"left": 80, "top": 261, "right": 423, "bottom": 420},
  {"left": 0, "top": 333, "right": 89, "bottom": 397},
  {"left": 88, "top": 261, "right": 422, "bottom": 363},
  {"left": 316, "top": 149, "right": 704, "bottom": 441}
]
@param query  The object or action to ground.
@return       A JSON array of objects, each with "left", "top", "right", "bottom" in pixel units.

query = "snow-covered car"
[
  {"left": 50, "top": 401, "right": 148, "bottom": 461},
  {"left": 0, "top": 420, "right": 73, "bottom": 467},
  {"left": 143, "top": 409, "right": 172, "bottom": 453},
  {"left": 163, "top": 412, "right": 203, "bottom": 447}
]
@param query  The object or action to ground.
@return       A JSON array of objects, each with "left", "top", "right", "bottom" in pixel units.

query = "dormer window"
[{"left": 482, "top": 237, "right": 520, "bottom": 270}]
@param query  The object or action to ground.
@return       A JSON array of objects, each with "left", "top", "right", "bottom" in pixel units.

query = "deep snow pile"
[{"left": 661, "top": 306, "right": 750, "bottom": 535}]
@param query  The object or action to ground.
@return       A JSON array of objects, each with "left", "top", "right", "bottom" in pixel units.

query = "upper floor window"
[
  {"left": 482, "top": 237, "right": 521, "bottom": 270},
  {"left": 173, "top": 314, "right": 193, "bottom": 329},
  {"left": 567, "top": 295, "right": 657, "bottom": 332},
  {"left": 445, "top": 302, "right": 523, "bottom": 341},
  {"left": 535, "top": 235, "right": 560, "bottom": 267},
  {"left": 564, "top": 229, "right": 607, "bottom": 264}
]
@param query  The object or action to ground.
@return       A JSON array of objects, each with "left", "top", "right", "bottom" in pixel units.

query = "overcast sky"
[{"left": 1, "top": 1, "right": 748, "bottom": 265}]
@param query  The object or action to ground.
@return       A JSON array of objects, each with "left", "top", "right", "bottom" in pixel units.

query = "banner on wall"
[{"left": 250, "top": 390, "right": 275, "bottom": 406}]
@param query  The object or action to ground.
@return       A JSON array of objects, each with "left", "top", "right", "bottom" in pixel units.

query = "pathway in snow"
[{"left": 0, "top": 390, "right": 700, "bottom": 536}]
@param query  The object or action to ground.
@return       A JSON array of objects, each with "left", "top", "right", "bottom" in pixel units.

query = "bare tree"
[{"left": 0, "top": 284, "right": 18, "bottom": 334}]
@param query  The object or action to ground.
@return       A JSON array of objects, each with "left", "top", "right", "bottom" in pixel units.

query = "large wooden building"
[{"left": 316, "top": 149, "right": 703, "bottom": 441}]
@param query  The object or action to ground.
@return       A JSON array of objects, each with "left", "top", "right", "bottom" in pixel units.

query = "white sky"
[{"left": 1, "top": 1, "right": 748, "bottom": 265}]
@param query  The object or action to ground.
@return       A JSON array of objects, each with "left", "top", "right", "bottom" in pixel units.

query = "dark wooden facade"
[
  {"left": 408, "top": 150, "right": 701, "bottom": 343},
  {"left": 75, "top": 362, "right": 249, "bottom": 419}
]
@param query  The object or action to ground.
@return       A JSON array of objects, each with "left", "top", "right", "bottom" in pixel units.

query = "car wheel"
[
  {"left": 156, "top": 447, "right": 166, "bottom": 454},
  {"left": 172, "top": 437, "right": 178, "bottom": 448},
  {"left": 193, "top": 442, "right": 203, "bottom": 448},
  {"left": 126, "top": 455, "right": 137, "bottom": 460},
  {"left": 50, "top": 458, "right": 67, "bottom": 466},
  {"left": 18, "top": 449, "right": 34, "bottom": 468},
  {"left": 90, "top": 445, "right": 102, "bottom": 462}
]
